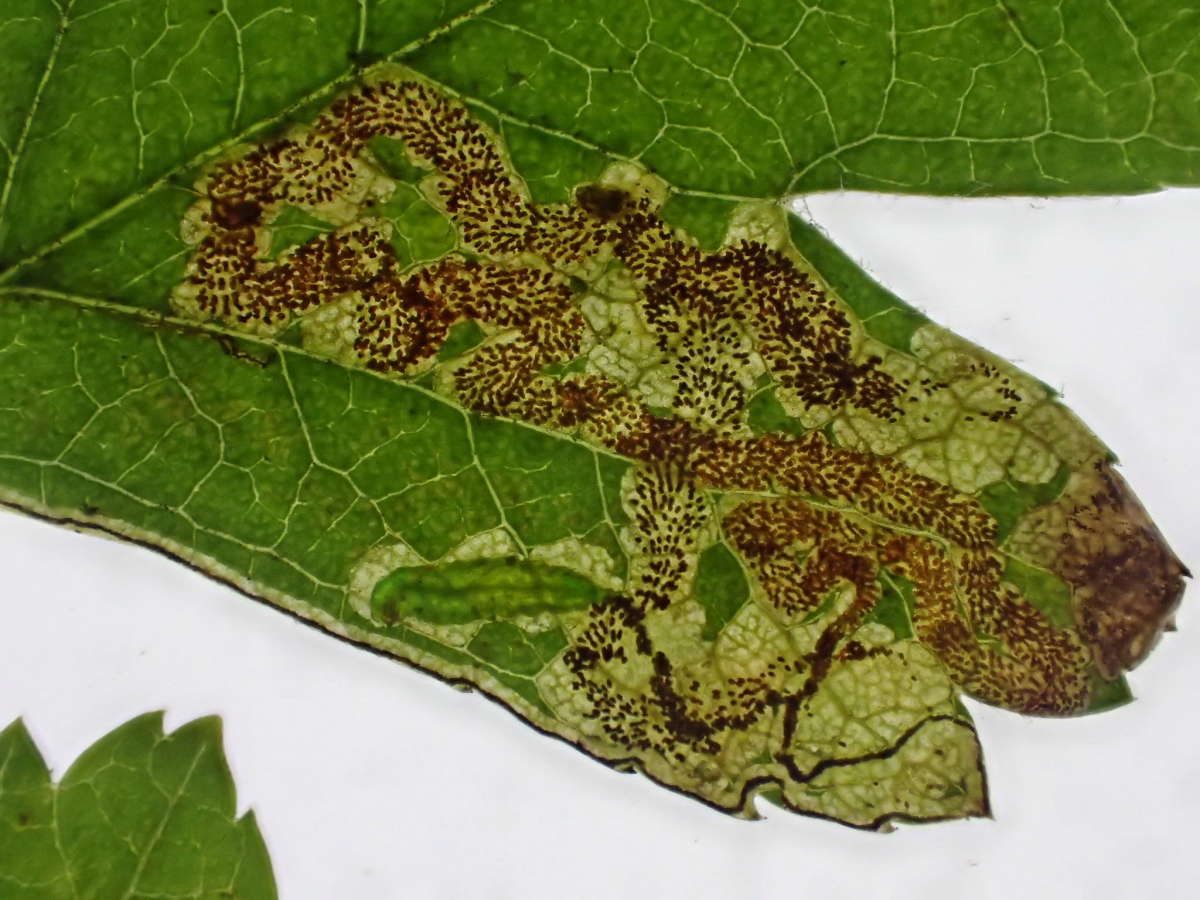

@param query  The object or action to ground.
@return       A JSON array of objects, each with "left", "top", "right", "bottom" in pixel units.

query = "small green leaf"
[{"left": 0, "top": 713, "right": 275, "bottom": 899}]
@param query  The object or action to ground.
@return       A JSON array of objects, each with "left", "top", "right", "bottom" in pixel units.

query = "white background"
[{"left": 3, "top": 189, "right": 1199, "bottom": 899}]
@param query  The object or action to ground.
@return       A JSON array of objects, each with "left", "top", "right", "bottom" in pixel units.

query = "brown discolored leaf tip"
[{"left": 1059, "top": 460, "right": 1187, "bottom": 679}]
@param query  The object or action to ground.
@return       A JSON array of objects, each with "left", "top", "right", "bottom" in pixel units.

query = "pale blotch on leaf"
[{"left": 165, "top": 64, "right": 1185, "bottom": 829}]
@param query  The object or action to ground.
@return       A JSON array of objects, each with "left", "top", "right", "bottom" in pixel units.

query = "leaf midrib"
[
  {"left": 0, "top": 283, "right": 634, "bottom": 472},
  {"left": 0, "top": 282, "right": 1000, "bottom": 562}
]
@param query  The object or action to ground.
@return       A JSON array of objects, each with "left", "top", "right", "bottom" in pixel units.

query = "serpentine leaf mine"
[{"left": 161, "top": 65, "right": 1186, "bottom": 829}]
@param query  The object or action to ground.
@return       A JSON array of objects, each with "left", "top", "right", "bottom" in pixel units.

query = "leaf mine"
[
  {"left": 155, "top": 64, "right": 1191, "bottom": 828},
  {"left": 0, "top": 31, "right": 1171, "bottom": 839}
]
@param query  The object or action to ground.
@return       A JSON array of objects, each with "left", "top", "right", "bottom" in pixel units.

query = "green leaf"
[
  {"left": 0, "top": 1, "right": 1192, "bottom": 834},
  {"left": 0, "top": 713, "right": 275, "bottom": 899}
]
